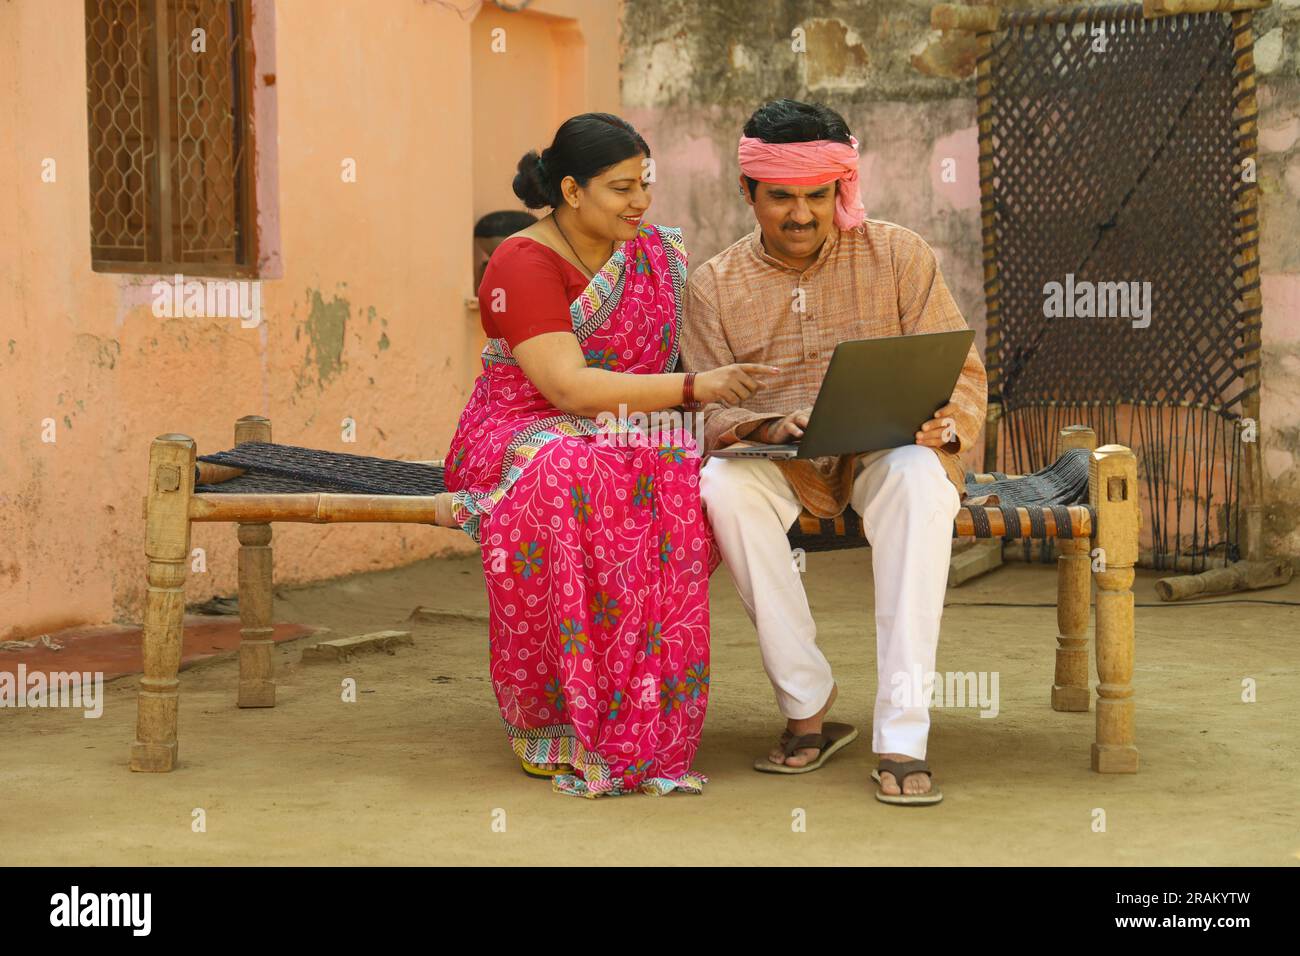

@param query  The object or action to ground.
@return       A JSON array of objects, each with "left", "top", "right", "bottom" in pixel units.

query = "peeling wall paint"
[{"left": 304, "top": 289, "right": 350, "bottom": 385}]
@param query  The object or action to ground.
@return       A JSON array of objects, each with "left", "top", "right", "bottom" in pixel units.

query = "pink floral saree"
[{"left": 444, "top": 224, "right": 716, "bottom": 797}]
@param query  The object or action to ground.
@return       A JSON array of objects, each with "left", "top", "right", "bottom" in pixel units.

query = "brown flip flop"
[
  {"left": 872, "top": 758, "right": 943, "bottom": 805},
  {"left": 753, "top": 722, "right": 859, "bottom": 774}
]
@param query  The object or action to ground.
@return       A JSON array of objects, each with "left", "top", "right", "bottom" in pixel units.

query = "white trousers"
[{"left": 700, "top": 445, "right": 961, "bottom": 759}]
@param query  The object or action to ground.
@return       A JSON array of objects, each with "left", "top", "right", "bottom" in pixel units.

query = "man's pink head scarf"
[{"left": 737, "top": 135, "right": 866, "bottom": 230}]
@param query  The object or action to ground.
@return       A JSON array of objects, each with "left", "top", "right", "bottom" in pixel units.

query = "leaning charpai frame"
[
  {"left": 132, "top": 414, "right": 1141, "bottom": 775},
  {"left": 935, "top": 0, "right": 1267, "bottom": 571}
]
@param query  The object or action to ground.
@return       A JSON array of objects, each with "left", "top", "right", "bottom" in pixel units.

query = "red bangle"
[{"left": 683, "top": 372, "right": 701, "bottom": 411}]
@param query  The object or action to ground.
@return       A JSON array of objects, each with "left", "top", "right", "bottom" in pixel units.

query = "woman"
[{"left": 444, "top": 113, "right": 773, "bottom": 797}]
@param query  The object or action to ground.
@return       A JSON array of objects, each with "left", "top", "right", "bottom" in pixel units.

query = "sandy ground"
[{"left": 3, "top": 549, "right": 1298, "bottom": 866}]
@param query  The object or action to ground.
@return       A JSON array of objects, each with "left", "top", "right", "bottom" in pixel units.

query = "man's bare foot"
[
  {"left": 766, "top": 683, "right": 838, "bottom": 768},
  {"left": 876, "top": 752, "right": 933, "bottom": 796}
]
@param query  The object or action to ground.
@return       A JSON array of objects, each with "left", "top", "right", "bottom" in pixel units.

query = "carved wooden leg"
[
  {"left": 130, "top": 435, "right": 196, "bottom": 772},
  {"left": 1053, "top": 425, "right": 1096, "bottom": 712},
  {"left": 235, "top": 415, "right": 276, "bottom": 708},
  {"left": 1053, "top": 538, "right": 1092, "bottom": 711},
  {"left": 1090, "top": 445, "right": 1140, "bottom": 773}
]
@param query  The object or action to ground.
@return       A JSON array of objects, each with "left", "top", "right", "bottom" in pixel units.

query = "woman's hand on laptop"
[
  {"left": 697, "top": 364, "right": 780, "bottom": 408},
  {"left": 915, "top": 403, "right": 960, "bottom": 450},
  {"left": 759, "top": 407, "right": 812, "bottom": 444}
]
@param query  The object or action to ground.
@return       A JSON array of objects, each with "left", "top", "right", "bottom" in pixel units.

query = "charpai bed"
[{"left": 131, "top": 415, "right": 1140, "bottom": 774}]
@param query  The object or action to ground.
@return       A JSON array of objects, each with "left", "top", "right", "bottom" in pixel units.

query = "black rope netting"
[
  {"left": 979, "top": 3, "right": 1259, "bottom": 569},
  {"left": 964, "top": 446, "right": 1091, "bottom": 506},
  {"left": 196, "top": 442, "right": 446, "bottom": 495}
]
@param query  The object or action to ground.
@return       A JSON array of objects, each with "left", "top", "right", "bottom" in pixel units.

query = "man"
[{"left": 682, "top": 99, "right": 987, "bottom": 805}]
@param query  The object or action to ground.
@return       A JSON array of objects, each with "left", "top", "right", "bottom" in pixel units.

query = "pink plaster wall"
[
  {"left": 0, "top": 0, "right": 621, "bottom": 639},
  {"left": 471, "top": 2, "right": 622, "bottom": 220}
]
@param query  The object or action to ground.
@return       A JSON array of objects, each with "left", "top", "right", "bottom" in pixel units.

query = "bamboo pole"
[
  {"left": 193, "top": 489, "right": 1086, "bottom": 538},
  {"left": 1052, "top": 427, "right": 1097, "bottom": 713},
  {"left": 1144, "top": 1, "right": 1270, "bottom": 16},
  {"left": 974, "top": 18, "right": 1003, "bottom": 473},
  {"left": 956, "top": 506, "right": 1093, "bottom": 538},
  {"left": 130, "top": 434, "right": 196, "bottom": 772},
  {"left": 234, "top": 416, "right": 275, "bottom": 708},
  {"left": 931, "top": 4, "right": 1001, "bottom": 32},
  {"left": 190, "top": 491, "right": 458, "bottom": 526},
  {"left": 969, "top": 466, "right": 1024, "bottom": 485},
  {"left": 195, "top": 461, "right": 245, "bottom": 484},
  {"left": 930, "top": 1, "right": 1273, "bottom": 33},
  {"left": 1090, "top": 445, "right": 1140, "bottom": 773},
  {"left": 1231, "top": 11, "right": 1266, "bottom": 561}
]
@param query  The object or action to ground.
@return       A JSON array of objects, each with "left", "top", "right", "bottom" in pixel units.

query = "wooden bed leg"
[
  {"left": 130, "top": 435, "right": 196, "bottom": 772},
  {"left": 235, "top": 415, "right": 276, "bottom": 708},
  {"left": 1054, "top": 538, "right": 1091, "bottom": 712},
  {"left": 1053, "top": 426, "right": 1096, "bottom": 712},
  {"left": 1090, "top": 445, "right": 1140, "bottom": 773}
]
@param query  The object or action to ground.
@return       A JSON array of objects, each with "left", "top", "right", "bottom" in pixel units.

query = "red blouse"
[{"left": 477, "top": 237, "right": 589, "bottom": 350}]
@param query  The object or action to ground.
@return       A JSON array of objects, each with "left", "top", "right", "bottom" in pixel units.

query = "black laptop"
[{"left": 709, "top": 329, "right": 976, "bottom": 460}]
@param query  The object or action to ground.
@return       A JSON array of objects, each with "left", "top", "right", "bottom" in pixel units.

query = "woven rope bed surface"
[
  {"left": 786, "top": 447, "right": 1094, "bottom": 551},
  {"left": 195, "top": 442, "right": 1093, "bottom": 551},
  {"left": 197, "top": 442, "right": 446, "bottom": 495}
]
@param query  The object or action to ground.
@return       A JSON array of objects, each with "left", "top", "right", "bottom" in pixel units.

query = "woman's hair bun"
[
  {"left": 510, "top": 115, "right": 651, "bottom": 210},
  {"left": 512, "top": 149, "right": 557, "bottom": 209}
]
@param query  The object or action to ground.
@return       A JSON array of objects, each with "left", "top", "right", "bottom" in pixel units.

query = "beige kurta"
[{"left": 681, "top": 219, "right": 988, "bottom": 518}]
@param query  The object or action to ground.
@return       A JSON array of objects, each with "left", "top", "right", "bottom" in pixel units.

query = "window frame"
[{"left": 86, "top": 0, "right": 260, "bottom": 279}]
